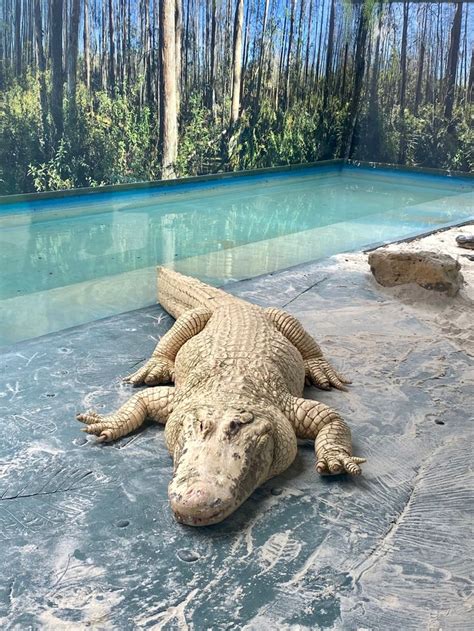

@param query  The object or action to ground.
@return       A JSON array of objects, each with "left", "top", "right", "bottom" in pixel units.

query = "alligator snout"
[
  {"left": 166, "top": 408, "right": 276, "bottom": 526},
  {"left": 169, "top": 483, "right": 234, "bottom": 526}
]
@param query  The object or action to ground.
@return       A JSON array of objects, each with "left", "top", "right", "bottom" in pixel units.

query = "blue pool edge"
[{"left": 0, "top": 158, "right": 472, "bottom": 207}]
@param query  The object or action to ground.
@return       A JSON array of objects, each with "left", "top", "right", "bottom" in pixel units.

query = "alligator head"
[{"left": 166, "top": 405, "right": 291, "bottom": 526}]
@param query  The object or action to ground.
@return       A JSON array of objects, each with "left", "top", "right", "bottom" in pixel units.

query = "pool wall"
[{"left": 0, "top": 159, "right": 472, "bottom": 208}]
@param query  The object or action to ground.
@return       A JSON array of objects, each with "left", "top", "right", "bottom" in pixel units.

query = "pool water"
[{"left": 0, "top": 165, "right": 472, "bottom": 345}]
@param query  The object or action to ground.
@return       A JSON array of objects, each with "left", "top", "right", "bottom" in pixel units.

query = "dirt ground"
[
  {"left": 1, "top": 223, "right": 472, "bottom": 628},
  {"left": 334, "top": 223, "right": 474, "bottom": 356}
]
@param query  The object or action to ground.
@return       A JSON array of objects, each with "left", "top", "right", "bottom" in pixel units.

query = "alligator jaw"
[{"left": 171, "top": 506, "right": 231, "bottom": 527}]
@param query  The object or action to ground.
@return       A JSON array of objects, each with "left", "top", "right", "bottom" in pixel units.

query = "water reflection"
[{"left": 2, "top": 171, "right": 469, "bottom": 301}]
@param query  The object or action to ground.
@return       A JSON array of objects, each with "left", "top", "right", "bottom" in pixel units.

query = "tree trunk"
[
  {"left": 208, "top": 0, "right": 217, "bottom": 115},
  {"left": 127, "top": 0, "right": 132, "bottom": 88},
  {"left": 67, "top": 0, "right": 80, "bottom": 113},
  {"left": 50, "top": 0, "right": 64, "bottom": 141},
  {"left": 369, "top": 5, "right": 382, "bottom": 106},
  {"left": 153, "top": 0, "right": 160, "bottom": 114},
  {"left": 240, "top": 1, "right": 250, "bottom": 121},
  {"left": 256, "top": 0, "right": 269, "bottom": 106},
  {"left": 101, "top": 2, "right": 107, "bottom": 91},
  {"left": 340, "top": 42, "right": 349, "bottom": 100},
  {"left": 192, "top": 0, "right": 198, "bottom": 89},
  {"left": 14, "top": 0, "right": 21, "bottom": 76},
  {"left": 323, "top": 0, "right": 335, "bottom": 109},
  {"left": 398, "top": 2, "right": 409, "bottom": 163},
  {"left": 414, "top": 5, "right": 427, "bottom": 115},
  {"left": 284, "top": 0, "right": 295, "bottom": 109},
  {"left": 115, "top": 0, "right": 121, "bottom": 94},
  {"left": 303, "top": 0, "right": 313, "bottom": 86},
  {"left": 33, "top": 0, "right": 49, "bottom": 144},
  {"left": 275, "top": 11, "right": 288, "bottom": 109},
  {"left": 248, "top": 1, "right": 260, "bottom": 68},
  {"left": 399, "top": 2, "right": 409, "bottom": 113},
  {"left": 343, "top": 4, "right": 369, "bottom": 159},
  {"left": 0, "top": 3, "right": 4, "bottom": 89},
  {"left": 230, "top": 0, "right": 244, "bottom": 127},
  {"left": 468, "top": 47, "right": 474, "bottom": 104},
  {"left": 175, "top": 0, "right": 183, "bottom": 118},
  {"left": 143, "top": 0, "right": 152, "bottom": 105},
  {"left": 108, "top": 0, "right": 115, "bottom": 95},
  {"left": 119, "top": 0, "right": 126, "bottom": 92},
  {"left": 433, "top": 3, "right": 442, "bottom": 105},
  {"left": 183, "top": 0, "right": 191, "bottom": 95},
  {"left": 160, "top": 0, "right": 178, "bottom": 179},
  {"left": 295, "top": 0, "right": 305, "bottom": 83},
  {"left": 462, "top": 3, "right": 468, "bottom": 92},
  {"left": 366, "top": 3, "right": 383, "bottom": 159},
  {"left": 83, "top": 0, "right": 91, "bottom": 90},
  {"left": 20, "top": 0, "right": 27, "bottom": 67},
  {"left": 444, "top": 2, "right": 463, "bottom": 123},
  {"left": 222, "top": 0, "right": 231, "bottom": 103},
  {"left": 315, "top": 0, "right": 327, "bottom": 82}
]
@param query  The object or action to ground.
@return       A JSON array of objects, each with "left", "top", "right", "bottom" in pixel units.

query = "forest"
[{"left": 0, "top": 0, "right": 472, "bottom": 196}]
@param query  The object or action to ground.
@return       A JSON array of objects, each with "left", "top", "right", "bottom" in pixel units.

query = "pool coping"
[
  {"left": 0, "top": 158, "right": 472, "bottom": 205},
  {"left": 346, "top": 159, "right": 473, "bottom": 180},
  {"left": 362, "top": 218, "right": 474, "bottom": 253},
  {"left": 0, "top": 160, "right": 344, "bottom": 204}
]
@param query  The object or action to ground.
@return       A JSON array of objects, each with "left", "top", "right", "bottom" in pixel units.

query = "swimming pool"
[{"left": 1, "top": 164, "right": 472, "bottom": 345}]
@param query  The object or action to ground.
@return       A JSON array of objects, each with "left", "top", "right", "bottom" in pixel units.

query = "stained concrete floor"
[{"left": 0, "top": 257, "right": 472, "bottom": 630}]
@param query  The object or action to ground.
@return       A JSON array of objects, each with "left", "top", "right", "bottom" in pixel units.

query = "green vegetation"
[
  {"left": 0, "top": 1, "right": 472, "bottom": 196},
  {"left": 2, "top": 77, "right": 470, "bottom": 197}
]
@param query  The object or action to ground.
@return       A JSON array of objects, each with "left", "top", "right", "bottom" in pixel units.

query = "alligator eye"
[{"left": 239, "top": 411, "right": 254, "bottom": 423}]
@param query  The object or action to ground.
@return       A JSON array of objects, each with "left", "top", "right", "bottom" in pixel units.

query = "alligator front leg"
[
  {"left": 265, "top": 307, "right": 350, "bottom": 391},
  {"left": 287, "top": 396, "right": 365, "bottom": 475},
  {"left": 125, "top": 307, "right": 212, "bottom": 385},
  {"left": 77, "top": 386, "right": 174, "bottom": 442}
]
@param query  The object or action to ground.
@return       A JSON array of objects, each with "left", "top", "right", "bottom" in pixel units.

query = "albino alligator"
[{"left": 77, "top": 268, "right": 365, "bottom": 526}]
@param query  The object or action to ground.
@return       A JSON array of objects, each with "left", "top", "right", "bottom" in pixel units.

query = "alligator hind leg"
[
  {"left": 264, "top": 307, "right": 350, "bottom": 391},
  {"left": 77, "top": 386, "right": 174, "bottom": 442},
  {"left": 286, "top": 396, "right": 365, "bottom": 475},
  {"left": 125, "top": 307, "right": 212, "bottom": 386}
]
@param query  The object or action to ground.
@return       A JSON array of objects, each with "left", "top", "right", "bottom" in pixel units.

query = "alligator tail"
[{"left": 157, "top": 266, "right": 237, "bottom": 319}]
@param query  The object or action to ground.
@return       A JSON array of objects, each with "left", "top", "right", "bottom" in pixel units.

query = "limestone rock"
[{"left": 368, "top": 249, "right": 463, "bottom": 296}]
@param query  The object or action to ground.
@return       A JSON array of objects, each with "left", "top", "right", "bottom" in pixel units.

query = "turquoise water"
[{"left": 0, "top": 165, "right": 472, "bottom": 345}]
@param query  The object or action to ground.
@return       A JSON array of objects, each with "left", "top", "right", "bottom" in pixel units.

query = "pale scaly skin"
[{"left": 77, "top": 268, "right": 365, "bottom": 526}]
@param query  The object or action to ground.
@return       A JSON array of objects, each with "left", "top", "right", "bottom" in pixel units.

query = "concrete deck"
[{"left": 0, "top": 257, "right": 472, "bottom": 629}]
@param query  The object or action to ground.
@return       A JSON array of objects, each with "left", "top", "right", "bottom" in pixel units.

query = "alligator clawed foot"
[
  {"left": 124, "top": 356, "right": 174, "bottom": 386},
  {"left": 316, "top": 453, "right": 366, "bottom": 476},
  {"left": 305, "top": 358, "right": 351, "bottom": 391},
  {"left": 77, "top": 411, "right": 129, "bottom": 442}
]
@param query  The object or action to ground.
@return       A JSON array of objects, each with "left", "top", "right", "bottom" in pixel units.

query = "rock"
[
  {"left": 368, "top": 250, "right": 463, "bottom": 296},
  {"left": 456, "top": 234, "right": 474, "bottom": 250}
]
